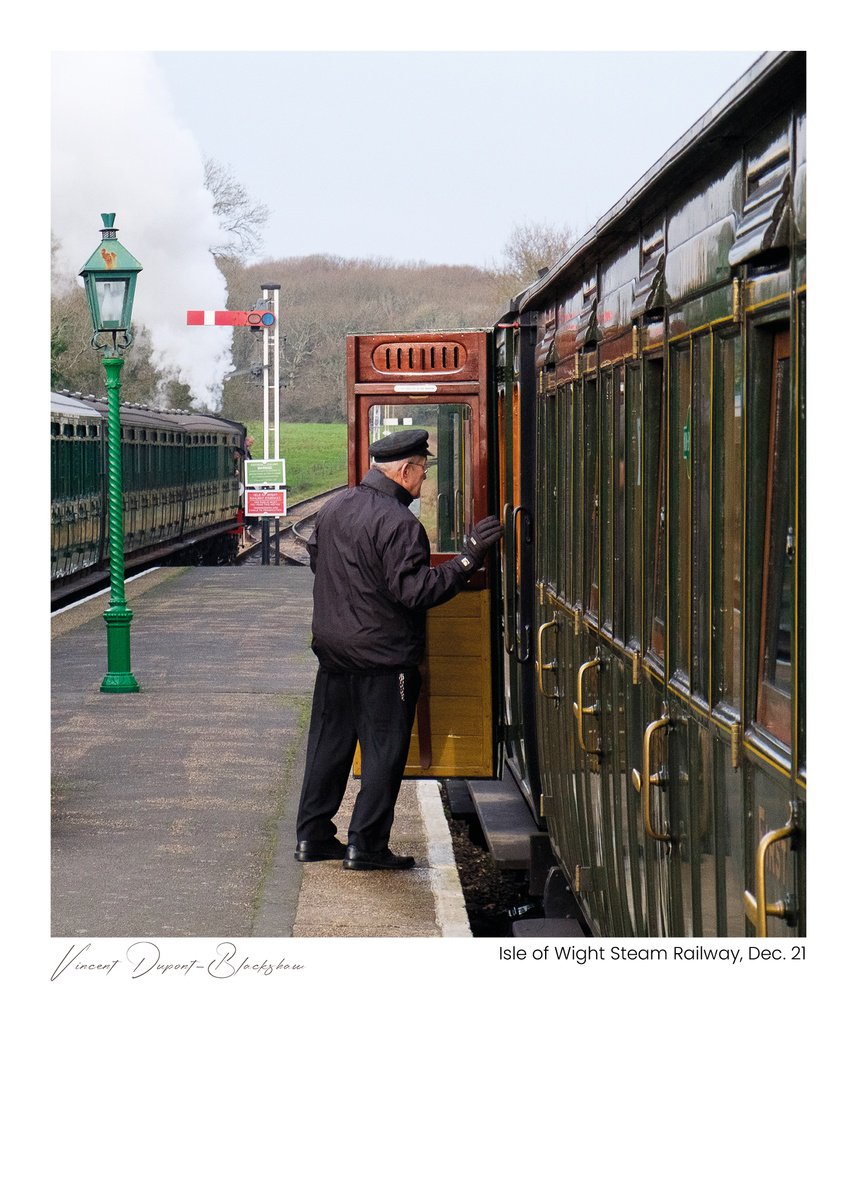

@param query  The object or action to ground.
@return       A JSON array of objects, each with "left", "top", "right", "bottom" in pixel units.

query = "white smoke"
[{"left": 51, "top": 52, "right": 233, "bottom": 409}]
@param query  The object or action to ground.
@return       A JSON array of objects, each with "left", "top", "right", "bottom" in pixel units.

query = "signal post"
[{"left": 187, "top": 286, "right": 286, "bottom": 562}]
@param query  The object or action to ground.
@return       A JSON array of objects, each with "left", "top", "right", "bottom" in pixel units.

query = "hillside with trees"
[
  {"left": 51, "top": 162, "right": 574, "bottom": 422},
  {"left": 218, "top": 254, "right": 518, "bottom": 423}
]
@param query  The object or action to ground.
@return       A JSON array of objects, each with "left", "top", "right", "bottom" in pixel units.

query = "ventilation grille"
[{"left": 371, "top": 341, "right": 466, "bottom": 373}]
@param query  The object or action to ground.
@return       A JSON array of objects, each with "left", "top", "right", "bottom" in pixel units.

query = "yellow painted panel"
[
  {"left": 427, "top": 621, "right": 484, "bottom": 652},
  {"left": 408, "top": 588, "right": 493, "bottom": 777},
  {"left": 352, "top": 587, "right": 494, "bottom": 779}
]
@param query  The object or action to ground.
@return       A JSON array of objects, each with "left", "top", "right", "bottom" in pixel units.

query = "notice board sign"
[
  {"left": 245, "top": 459, "right": 286, "bottom": 487},
  {"left": 245, "top": 490, "right": 287, "bottom": 517}
]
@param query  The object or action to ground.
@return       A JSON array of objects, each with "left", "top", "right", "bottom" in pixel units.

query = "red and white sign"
[
  {"left": 187, "top": 310, "right": 275, "bottom": 327},
  {"left": 245, "top": 490, "right": 287, "bottom": 517}
]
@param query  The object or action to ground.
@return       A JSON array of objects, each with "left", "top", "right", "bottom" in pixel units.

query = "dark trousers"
[{"left": 296, "top": 667, "right": 421, "bottom": 851}]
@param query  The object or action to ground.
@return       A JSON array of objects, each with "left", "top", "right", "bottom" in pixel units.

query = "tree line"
[{"left": 51, "top": 162, "right": 574, "bottom": 422}]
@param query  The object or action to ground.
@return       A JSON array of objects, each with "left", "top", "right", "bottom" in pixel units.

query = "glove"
[{"left": 459, "top": 515, "right": 503, "bottom": 570}]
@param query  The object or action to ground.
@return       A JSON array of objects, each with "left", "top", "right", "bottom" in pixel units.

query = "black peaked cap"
[{"left": 369, "top": 428, "right": 431, "bottom": 462}]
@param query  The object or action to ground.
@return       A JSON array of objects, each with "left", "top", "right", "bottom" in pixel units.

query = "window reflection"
[
  {"left": 367, "top": 403, "right": 472, "bottom": 552},
  {"left": 756, "top": 331, "right": 793, "bottom": 746}
]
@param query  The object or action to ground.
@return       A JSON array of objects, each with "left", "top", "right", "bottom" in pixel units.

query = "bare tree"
[
  {"left": 501, "top": 219, "right": 576, "bottom": 283},
  {"left": 204, "top": 158, "right": 270, "bottom": 260},
  {"left": 219, "top": 254, "right": 503, "bottom": 422}
]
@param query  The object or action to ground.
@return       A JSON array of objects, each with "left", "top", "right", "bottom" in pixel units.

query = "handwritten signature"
[{"left": 51, "top": 941, "right": 305, "bottom": 981}]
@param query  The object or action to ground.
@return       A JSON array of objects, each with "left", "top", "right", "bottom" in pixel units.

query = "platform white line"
[
  {"left": 51, "top": 567, "right": 162, "bottom": 616},
  {"left": 416, "top": 780, "right": 472, "bottom": 938}
]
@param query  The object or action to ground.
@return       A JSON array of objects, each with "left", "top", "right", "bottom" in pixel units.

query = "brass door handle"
[
  {"left": 535, "top": 619, "right": 560, "bottom": 700},
  {"left": 572, "top": 656, "right": 601, "bottom": 752},
  {"left": 632, "top": 715, "right": 672, "bottom": 842},
  {"left": 743, "top": 810, "right": 797, "bottom": 937}
]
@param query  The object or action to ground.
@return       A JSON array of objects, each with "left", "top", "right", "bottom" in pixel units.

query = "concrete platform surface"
[{"left": 51, "top": 566, "right": 470, "bottom": 939}]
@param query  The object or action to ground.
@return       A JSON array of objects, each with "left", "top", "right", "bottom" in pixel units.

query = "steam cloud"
[{"left": 51, "top": 52, "right": 233, "bottom": 409}]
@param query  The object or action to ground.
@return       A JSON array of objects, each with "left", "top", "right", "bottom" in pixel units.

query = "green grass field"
[{"left": 243, "top": 422, "right": 347, "bottom": 504}]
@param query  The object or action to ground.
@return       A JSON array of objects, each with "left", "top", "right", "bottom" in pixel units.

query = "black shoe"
[
  {"left": 342, "top": 846, "right": 417, "bottom": 871},
  {"left": 294, "top": 838, "right": 347, "bottom": 862}
]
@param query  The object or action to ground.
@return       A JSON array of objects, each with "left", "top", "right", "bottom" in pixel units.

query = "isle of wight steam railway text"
[{"left": 500, "top": 945, "right": 807, "bottom": 964}]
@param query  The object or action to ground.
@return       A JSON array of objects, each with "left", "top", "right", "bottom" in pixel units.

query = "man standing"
[{"left": 294, "top": 428, "right": 502, "bottom": 870}]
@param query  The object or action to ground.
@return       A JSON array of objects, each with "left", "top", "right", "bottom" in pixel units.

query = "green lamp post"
[{"left": 79, "top": 214, "right": 143, "bottom": 693}]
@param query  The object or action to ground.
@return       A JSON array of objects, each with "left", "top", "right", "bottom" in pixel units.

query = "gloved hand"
[{"left": 461, "top": 515, "right": 503, "bottom": 567}]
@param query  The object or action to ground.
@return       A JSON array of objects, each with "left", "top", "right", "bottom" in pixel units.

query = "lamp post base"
[
  {"left": 100, "top": 671, "right": 141, "bottom": 694},
  {"left": 100, "top": 605, "right": 140, "bottom": 693}
]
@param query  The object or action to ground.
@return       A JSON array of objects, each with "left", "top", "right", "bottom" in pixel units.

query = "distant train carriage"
[
  {"left": 345, "top": 50, "right": 806, "bottom": 937},
  {"left": 51, "top": 391, "right": 246, "bottom": 602}
]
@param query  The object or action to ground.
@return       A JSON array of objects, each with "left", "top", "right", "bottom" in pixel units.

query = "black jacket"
[{"left": 308, "top": 469, "right": 474, "bottom": 672}]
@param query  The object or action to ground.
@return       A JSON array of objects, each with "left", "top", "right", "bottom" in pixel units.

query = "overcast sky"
[
  {"left": 153, "top": 50, "right": 760, "bottom": 267},
  {"left": 50, "top": 48, "right": 761, "bottom": 404}
]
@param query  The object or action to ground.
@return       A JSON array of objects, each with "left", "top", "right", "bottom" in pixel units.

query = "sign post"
[
  {"left": 187, "top": 296, "right": 284, "bottom": 563},
  {"left": 244, "top": 458, "right": 287, "bottom": 563}
]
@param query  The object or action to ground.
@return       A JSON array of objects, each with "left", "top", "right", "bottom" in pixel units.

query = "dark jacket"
[{"left": 308, "top": 469, "right": 474, "bottom": 672}]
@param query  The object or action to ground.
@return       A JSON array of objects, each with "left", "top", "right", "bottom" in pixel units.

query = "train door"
[
  {"left": 566, "top": 370, "right": 614, "bottom": 933},
  {"left": 741, "top": 318, "right": 804, "bottom": 936},
  {"left": 653, "top": 331, "right": 748, "bottom": 937},
  {"left": 496, "top": 319, "right": 542, "bottom": 815},
  {"left": 346, "top": 331, "right": 496, "bottom": 779},
  {"left": 576, "top": 363, "right": 649, "bottom": 936},
  {"left": 594, "top": 361, "right": 650, "bottom": 936},
  {"left": 635, "top": 354, "right": 674, "bottom": 936},
  {"left": 533, "top": 370, "right": 582, "bottom": 908}
]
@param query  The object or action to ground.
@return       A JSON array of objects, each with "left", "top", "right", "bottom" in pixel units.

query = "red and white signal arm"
[
  {"left": 187, "top": 310, "right": 275, "bottom": 327},
  {"left": 245, "top": 490, "right": 287, "bottom": 517}
]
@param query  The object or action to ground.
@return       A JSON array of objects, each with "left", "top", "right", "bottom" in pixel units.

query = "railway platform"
[{"left": 51, "top": 566, "right": 471, "bottom": 939}]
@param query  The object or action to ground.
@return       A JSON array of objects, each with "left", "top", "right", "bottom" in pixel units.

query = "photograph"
[
  {"left": 20, "top": 17, "right": 843, "bottom": 1195},
  {"left": 50, "top": 47, "right": 805, "bottom": 943}
]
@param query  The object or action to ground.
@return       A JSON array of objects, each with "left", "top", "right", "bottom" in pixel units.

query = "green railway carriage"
[
  {"left": 517, "top": 50, "right": 806, "bottom": 937},
  {"left": 51, "top": 391, "right": 245, "bottom": 602}
]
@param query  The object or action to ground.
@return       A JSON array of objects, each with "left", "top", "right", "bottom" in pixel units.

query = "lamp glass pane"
[{"left": 96, "top": 278, "right": 128, "bottom": 325}]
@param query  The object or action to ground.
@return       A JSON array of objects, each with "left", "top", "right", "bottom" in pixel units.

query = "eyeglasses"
[{"left": 406, "top": 459, "right": 433, "bottom": 476}]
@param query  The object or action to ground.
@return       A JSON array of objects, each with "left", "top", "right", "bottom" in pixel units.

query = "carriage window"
[
  {"left": 547, "top": 393, "right": 561, "bottom": 590},
  {"left": 583, "top": 376, "right": 599, "bottom": 618},
  {"left": 691, "top": 334, "right": 712, "bottom": 702},
  {"left": 670, "top": 342, "right": 692, "bottom": 683},
  {"left": 713, "top": 333, "right": 743, "bottom": 712},
  {"left": 756, "top": 330, "right": 793, "bottom": 747},
  {"left": 572, "top": 379, "right": 584, "bottom": 607},
  {"left": 797, "top": 300, "right": 806, "bottom": 772},
  {"left": 600, "top": 369, "right": 614, "bottom": 634},
  {"left": 645, "top": 359, "right": 666, "bottom": 664},
  {"left": 559, "top": 384, "right": 572, "bottom": 602},
  {"left": 626, "top": 364, "right": 642, "bottom": 647},
  {"left": 367, "top": 403, "right": 472, "bottom": 553},
  {"left": 613, "top": 365, "right": 626, "bottom": 641}
]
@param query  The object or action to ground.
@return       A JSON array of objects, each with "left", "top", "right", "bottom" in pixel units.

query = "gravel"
[{"left": 440, "top": 790, "right": 534, "bottom": 937}]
